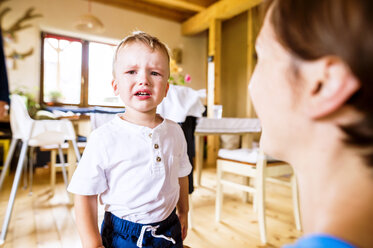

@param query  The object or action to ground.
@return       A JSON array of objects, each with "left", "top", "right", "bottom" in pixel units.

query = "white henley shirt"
[{"left": 67, "top": 115, "right": 192, "bottom": 224}]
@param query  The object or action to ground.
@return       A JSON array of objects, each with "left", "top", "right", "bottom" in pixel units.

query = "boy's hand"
[
  {"left": 177, "top": 176, "right": 189, "bottom": 240},
  {"left": 177, "top": 212, "right": 188, "bottom": 240},
  {"left": 74, "top": 194, "right": 103, "bottom": 248}
]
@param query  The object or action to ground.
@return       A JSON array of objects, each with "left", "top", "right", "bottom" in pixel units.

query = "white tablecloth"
[{"left": 195, "top": 117, "right": 261, "bottom": 134}]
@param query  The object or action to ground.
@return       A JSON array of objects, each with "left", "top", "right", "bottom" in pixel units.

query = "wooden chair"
[
  {"left": 215, "top": 147, "right": 302, "bottom": 244},
  {"left": 0, "top": 132, "right": 11, "bottom": 176},
  {"left": 40, "top": 141, "right": 86, "bottom": 196},
  {"left": 194, "top": 117, "right": 262, "bottom": 186}
]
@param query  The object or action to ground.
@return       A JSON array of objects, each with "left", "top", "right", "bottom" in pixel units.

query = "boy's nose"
[{"left": 137, "top": 72, "right": 151, "bottom": 86}]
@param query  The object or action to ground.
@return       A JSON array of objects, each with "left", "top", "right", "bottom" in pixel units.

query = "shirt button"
[
  {"left": 154, "top": 144, "right": 159, "bottom": 149},
  {"left": 149, "top": 133, "right": 152, "bottom": 138},
  {"left": 156, "top": 156, "right": 161, "bottom": 162}
]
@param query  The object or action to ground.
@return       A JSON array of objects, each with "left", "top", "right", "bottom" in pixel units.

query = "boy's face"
[{"left": 112, "top": 42, "right": 169, "bottom": 116}]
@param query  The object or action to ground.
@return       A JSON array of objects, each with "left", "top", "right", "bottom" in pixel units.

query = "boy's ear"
[
  {"left": 112, "top": 79, "right": 119, "bottom": 96},
  {"left": 307, "top": 58, "right": 360, "bottom": 119}
]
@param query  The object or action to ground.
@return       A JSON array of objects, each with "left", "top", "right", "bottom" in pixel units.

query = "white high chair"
[
  {"left": 90, "top": 112, "right": 116, "bottom": 130},
  {"left": 0, "top": 94, "right": 81, "bottom": 244}
]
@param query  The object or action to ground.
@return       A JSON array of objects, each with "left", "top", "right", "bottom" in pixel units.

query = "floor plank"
[{"left": 0, "top": 167, "right": 301, "bottom": 247}]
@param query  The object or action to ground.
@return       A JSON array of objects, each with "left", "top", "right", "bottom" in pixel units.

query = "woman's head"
[{"left": 250, "top": 0, "right": 373, "bottom": 166}]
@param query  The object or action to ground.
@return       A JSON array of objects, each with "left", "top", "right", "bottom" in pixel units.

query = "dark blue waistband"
[{"left": 103, "top": 209, "right": 178, "bottom": 236}]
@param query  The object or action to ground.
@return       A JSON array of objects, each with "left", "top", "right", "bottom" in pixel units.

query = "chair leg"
[
  {"left": 0, "top": 141, "right": 28, "bottom": 244},
  {"left": 50, "top": 150, "right": 57, "bottom": 196},
  {"left": 188, "top": 194, "right": 193, "bottom": 229},
  {"left": 253, "top": 178, "right": 258, "bottom": 213},
  {"left": 291, "top": 175, "right": 302, "bottom": 231},
  {"left": 242, "top": 176, "right": 250, "bottom": 203},
  {"left": 195, "top": 135, "right": 204, "bottom": 187},
  {"left": 57, "top": 145, "right": 68, "bottom": 188},
  {"left": 257, "top": 181, "right": 267, "bottom": 244},
  {"left": 22, "top": 153, "right": 28, "bottom": 189},
  {"left": 71, "top": 139, "right": 81, "bottom": 162},
  {"left": 0, "top": 138, "right": 18, "bottom": 192},
  {"left": 215, "top": 161, "right": 223, "bottom": 223},
  {"left": 256, "top": 155, "right": 267, "bottom": 244},
  {"left": 58, "top": 145, "right": 72, "bottom": 204},
  {"left": 28, "top": 147, "right": 35, "bottom": 195},
  {"left": 2, "top": 140, "right": 9, "bottom": 171},
  {"left": 67, "top": 143, "right": 76, "bottom": 184}
]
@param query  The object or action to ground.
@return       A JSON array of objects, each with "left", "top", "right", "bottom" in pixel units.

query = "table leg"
[
  {"left": 67, "top": 141, "right": 77, "bottom": 203},
  {"left": 195, "top": 134, "right": 204, "bottom": 187},
  {"left": 50, "top": 150, "right": 56, "bottom": 196}
]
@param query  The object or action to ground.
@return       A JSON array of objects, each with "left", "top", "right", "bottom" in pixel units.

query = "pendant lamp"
[{"left": 74, "top": 0, "right": 104, "bottom": 33}]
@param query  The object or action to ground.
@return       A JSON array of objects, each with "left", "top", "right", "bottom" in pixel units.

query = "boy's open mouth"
[
  {"left": 135, "top": 90, "right": 151, "bottom": 96},
  {"left": 134, "top": 89, "right": 151, "bottom": 99}
]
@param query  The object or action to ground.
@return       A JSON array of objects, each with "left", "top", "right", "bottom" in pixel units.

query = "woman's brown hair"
[{"left": 268, "top": 0, "right": 373, "bottom": 167}]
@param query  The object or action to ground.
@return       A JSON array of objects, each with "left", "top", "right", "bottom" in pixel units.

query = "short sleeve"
[
  {"left": 67, "top": 131, "right": 108, "bottom": 195},
  {"left": 177, "top": 126, "right": 192, "bottom": 178}
]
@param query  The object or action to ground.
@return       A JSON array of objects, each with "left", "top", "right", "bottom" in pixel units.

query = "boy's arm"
[
  {"left": 74, "top": 194, "right": 103, "bottom": 248},
  {"left": 177, "top": 176, "right": 189, "bottom": 241}
]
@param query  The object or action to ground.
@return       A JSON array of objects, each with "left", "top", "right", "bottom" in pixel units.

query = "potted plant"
[
  {"left": 48, "top": 90, "right": 63, "bottom": 103},
  {"left": 11, "top": 87, "right": 40, "bottom": 117}
]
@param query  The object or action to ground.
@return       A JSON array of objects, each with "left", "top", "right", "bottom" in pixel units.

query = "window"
[{"left": 41, "top": 33, "right": 121, "bottom": 107}]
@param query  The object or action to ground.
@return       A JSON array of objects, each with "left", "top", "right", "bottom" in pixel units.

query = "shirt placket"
[{"left": 148, "top": 131, "right": 165, "bottom": 176}]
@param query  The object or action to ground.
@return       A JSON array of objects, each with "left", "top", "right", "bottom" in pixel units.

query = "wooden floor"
[{"left": 0, "top": 167, "right": 301, "bottom": 248}]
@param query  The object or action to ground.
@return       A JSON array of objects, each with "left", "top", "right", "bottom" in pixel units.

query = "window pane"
[
  {"left": 43, "top": 37, "right": 82, "bottom": 104},
  {"left": 88, "top": 42, "right": 122, "bottom": 106}
]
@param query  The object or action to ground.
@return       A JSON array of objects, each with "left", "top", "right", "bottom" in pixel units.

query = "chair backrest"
[
  {"left": 10, "top": 94, "right": 77, "bottom": 142},
  {"left": 32, "top": 119, "right": 77, "bottom": 141},
  {"left": 90, "top": 113, "right": 116, "bottom": 130},
  {"left": 10, "top": 94, "right": 34, "bottom": 139}
]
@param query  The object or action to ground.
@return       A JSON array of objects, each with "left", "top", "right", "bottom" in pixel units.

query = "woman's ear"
[
  {"left": 112, "top": 79, "right": 119, "bottom": 96},
  {"left": 307, "top": 58, "right": 360, "bottom": 119}
]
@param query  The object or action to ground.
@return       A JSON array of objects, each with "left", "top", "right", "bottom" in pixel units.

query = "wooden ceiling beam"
[
  {"left": 185, "top": 0, "right": 218, "bottom": 7},
  {"left": 90, "top": 0, "right": 191, "bottom": 22},
  {"left": 141, "top": 0, "right": 206, "bottom": 12},
  {"left": 182, "top": 0, "right": 262, "bottom": 35}
]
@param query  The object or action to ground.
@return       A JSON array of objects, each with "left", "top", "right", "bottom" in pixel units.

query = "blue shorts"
[{"left": 101, "top": 210, "right": 183, "bottom": 248}]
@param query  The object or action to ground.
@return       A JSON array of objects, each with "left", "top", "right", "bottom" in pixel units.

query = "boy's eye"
[
  {"left": 126, "top": 70, "right": 136, "bottom": 74},
  {"left": 151, "top": 71, "right": 161, "bottom": 76}
]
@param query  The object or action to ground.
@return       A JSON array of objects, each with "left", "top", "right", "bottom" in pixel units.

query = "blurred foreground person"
[{"left": 250, "top": 0, "right": 373, "bottom": 247}]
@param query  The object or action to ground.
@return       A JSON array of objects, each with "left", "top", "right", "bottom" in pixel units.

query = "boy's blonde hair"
[{"left": 112, "top": 31, "right": 170, "bottom": 78}]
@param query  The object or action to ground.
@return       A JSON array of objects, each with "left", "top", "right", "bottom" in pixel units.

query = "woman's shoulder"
[{"left": 283, "top": 234, "right": 356, "bottom": 248}]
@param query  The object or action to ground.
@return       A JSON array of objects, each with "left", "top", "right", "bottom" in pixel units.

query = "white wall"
[{"left": 2, "top": 0, "right": 207, "bottom": 100}]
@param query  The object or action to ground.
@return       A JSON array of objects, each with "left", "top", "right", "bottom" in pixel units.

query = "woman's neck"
[{"left": 294, "top": 139, "right": 373, "bottom": 247}]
